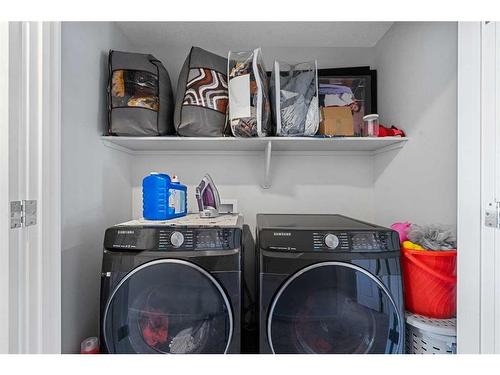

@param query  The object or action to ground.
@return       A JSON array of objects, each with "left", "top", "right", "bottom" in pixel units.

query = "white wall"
[
  {"left": 131, "top": 153, "right": 375, "bottom": 231},
  {"left": 373, "top": 22, "right": 458, "bottom": 228},
  {"left": 61, "top": 22, "right": 134, "bottom": 353}
]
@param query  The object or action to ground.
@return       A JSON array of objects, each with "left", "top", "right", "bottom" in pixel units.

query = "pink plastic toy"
[{"left": 391, "top": 222, "right": 412, "bottom": 243}]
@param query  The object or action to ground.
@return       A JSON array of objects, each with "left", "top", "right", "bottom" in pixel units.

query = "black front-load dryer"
[
  {"left": 99, "top": 215, "right": 248, "bottom": 354},
  {"left": 257, "top": 214, "right": 404, "bottom": 354}
]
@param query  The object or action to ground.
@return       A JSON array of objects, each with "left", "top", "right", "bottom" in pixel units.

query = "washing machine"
[
  {"left": 257, "top": 214, "right": 404, "bottom": 354},
  {"left": 99, "top": 214, "right": 249, "bottom": 354}
]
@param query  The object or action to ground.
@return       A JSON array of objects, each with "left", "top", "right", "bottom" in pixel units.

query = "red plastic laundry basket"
[{"left": 401, "top": 247, "right": 457, "bottom": 319}]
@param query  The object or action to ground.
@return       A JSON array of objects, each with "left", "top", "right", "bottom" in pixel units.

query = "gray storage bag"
[
  {"left": 108, "top": 50, "right": 174, "bottom": 136},
  {"left": 174, "top": 47, "right": 229, "bottom": 136}
]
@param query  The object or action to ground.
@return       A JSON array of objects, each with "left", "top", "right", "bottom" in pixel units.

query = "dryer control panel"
[
  {"left": 104, "top": 226, "right": 240, "bottom": 251},
  {"left": 260, "top": 229, "right": 399, "bottom": 253}
]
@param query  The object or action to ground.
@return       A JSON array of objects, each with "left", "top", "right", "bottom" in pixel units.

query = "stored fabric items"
[
  {"left": 271, "top": 60, "right": 319, "bottom": 136},
  {"left": 402, "top": 240, "right": 425, "bottom": 251},
  {"left": 228, "top": 48, "right": 271, "bottom": 137},
  {"left": 174, "top": 47, "right": 229, "bottom": 136},
  {"left": 108, "top": 50, "right": 174, "bottom": 136},
  {"left": 407, "top": 224, "right": 457, "bottom": 251},
  {"left": 183, "top": 68, "right": 228, "bottom": 113}
]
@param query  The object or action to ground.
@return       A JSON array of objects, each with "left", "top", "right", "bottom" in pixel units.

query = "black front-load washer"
[
  {"left": 99, "top": 215, "right": 251, "bottom": 354},
  {"left": 257, "top": 214, "right": 404, "bottom": 354}
]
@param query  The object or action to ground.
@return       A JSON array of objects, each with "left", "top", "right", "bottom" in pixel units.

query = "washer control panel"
[
  {"left": 260, "top": 229, "right": 397, "bottom": 252},
  {"left": 313, "top": 231, "right": 392, "bottom": 251},
  {"left": 104, "top": 226, "right": 239, "bottom": 251}
]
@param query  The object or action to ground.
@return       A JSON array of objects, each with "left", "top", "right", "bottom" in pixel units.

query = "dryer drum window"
[
  {"left": 103, "top": 259, "right": 233, "bottom": 354},
  {"left": 267, "top": 262, "right": 402, "bottom": 354}
]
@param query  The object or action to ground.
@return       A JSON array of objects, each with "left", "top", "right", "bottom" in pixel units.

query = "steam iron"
[{"left": 196, "top": 174, "right": 221, "bottom": 218}]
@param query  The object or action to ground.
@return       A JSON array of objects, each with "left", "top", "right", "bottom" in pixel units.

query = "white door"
[
  {"left": 0, "top": 22, "right": 61, "bottom": 354},
  {"left": 0, "top": 21, "right": 10, "bottom": 354},
  {"left": 458, "top": 21, "right": 500, "bottom": 354}
]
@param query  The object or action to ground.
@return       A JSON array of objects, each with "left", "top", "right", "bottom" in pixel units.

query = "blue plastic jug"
[{"left": 142, "top": 173, "right": 187, "bottom": 220}]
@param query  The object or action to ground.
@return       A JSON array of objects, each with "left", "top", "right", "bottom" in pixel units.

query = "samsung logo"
[
  {"left": 273, "top": 232, "right": 291, "bottom": 237},
  {"left": 117, "top": 230, "right": 134, "bottom": 234}
]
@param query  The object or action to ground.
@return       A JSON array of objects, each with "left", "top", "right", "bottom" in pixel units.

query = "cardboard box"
[{"left": 319, "top": 107, "right": 354, "bottom": 136}]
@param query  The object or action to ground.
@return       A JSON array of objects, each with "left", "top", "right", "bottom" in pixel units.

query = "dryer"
[
  {"left": 257, "top": 214, "right": 404, "bottom": 354},
  {"left": 99, "top": 214, "right": 248, "bottom": 354}
]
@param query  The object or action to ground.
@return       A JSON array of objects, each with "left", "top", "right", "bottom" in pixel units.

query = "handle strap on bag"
[{"left": 404, "top": 252, "right": 457, "bottom": 284}]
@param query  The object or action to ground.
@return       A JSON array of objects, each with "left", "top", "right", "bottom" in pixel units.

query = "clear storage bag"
[
  {"left": 227, "top": 48, "right": 271, "bottom": 137},
  {"left": 270, "top": 60, "right": 319, "bottom": 136}
]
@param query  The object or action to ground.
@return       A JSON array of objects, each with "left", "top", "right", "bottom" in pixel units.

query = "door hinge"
[
  {"left": 10, "top": 200, "right": 37, "bottom": 229},
  {"left": 485, "top": 201, "right": 500, "bottom": 228}
]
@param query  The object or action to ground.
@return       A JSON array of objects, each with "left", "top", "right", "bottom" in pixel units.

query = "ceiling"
[{"left": 116, "top": 22, "right": 394, "bottom": 49}]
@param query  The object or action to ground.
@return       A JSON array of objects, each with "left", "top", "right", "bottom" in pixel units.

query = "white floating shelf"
[
  {"left": 101, "top": 136, "right": 408, "bottom": 189},
  {"left": 101, "top": 136, "right": 408, "bottom": 154}
]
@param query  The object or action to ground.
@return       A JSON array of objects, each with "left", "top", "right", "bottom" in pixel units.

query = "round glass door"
[
  {"left": 103, "top": 259, "right": 233, "bottom": 354},
  {"left": 268, "top": 262, "right": 402, "bottom": 354}
]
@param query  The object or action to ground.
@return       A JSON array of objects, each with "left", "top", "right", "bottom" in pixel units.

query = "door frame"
[
  {"left": 479, "top": 21, "right": 500, "bottom": 354},
  {"left": 457, "top": 21, "right": 482, "bottom": 354},
  {"left": 39, "top": 21, "right": 62, "bottom": 354}
]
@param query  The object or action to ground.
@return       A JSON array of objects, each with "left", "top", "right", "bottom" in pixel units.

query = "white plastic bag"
[{"left": 270, "top": 60, "right": 319, "bottom": 136}]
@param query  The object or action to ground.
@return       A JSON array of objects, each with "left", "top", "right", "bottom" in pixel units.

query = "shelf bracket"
[{"left": 262, "top": 140, "right": 272, "bottom": 189}]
